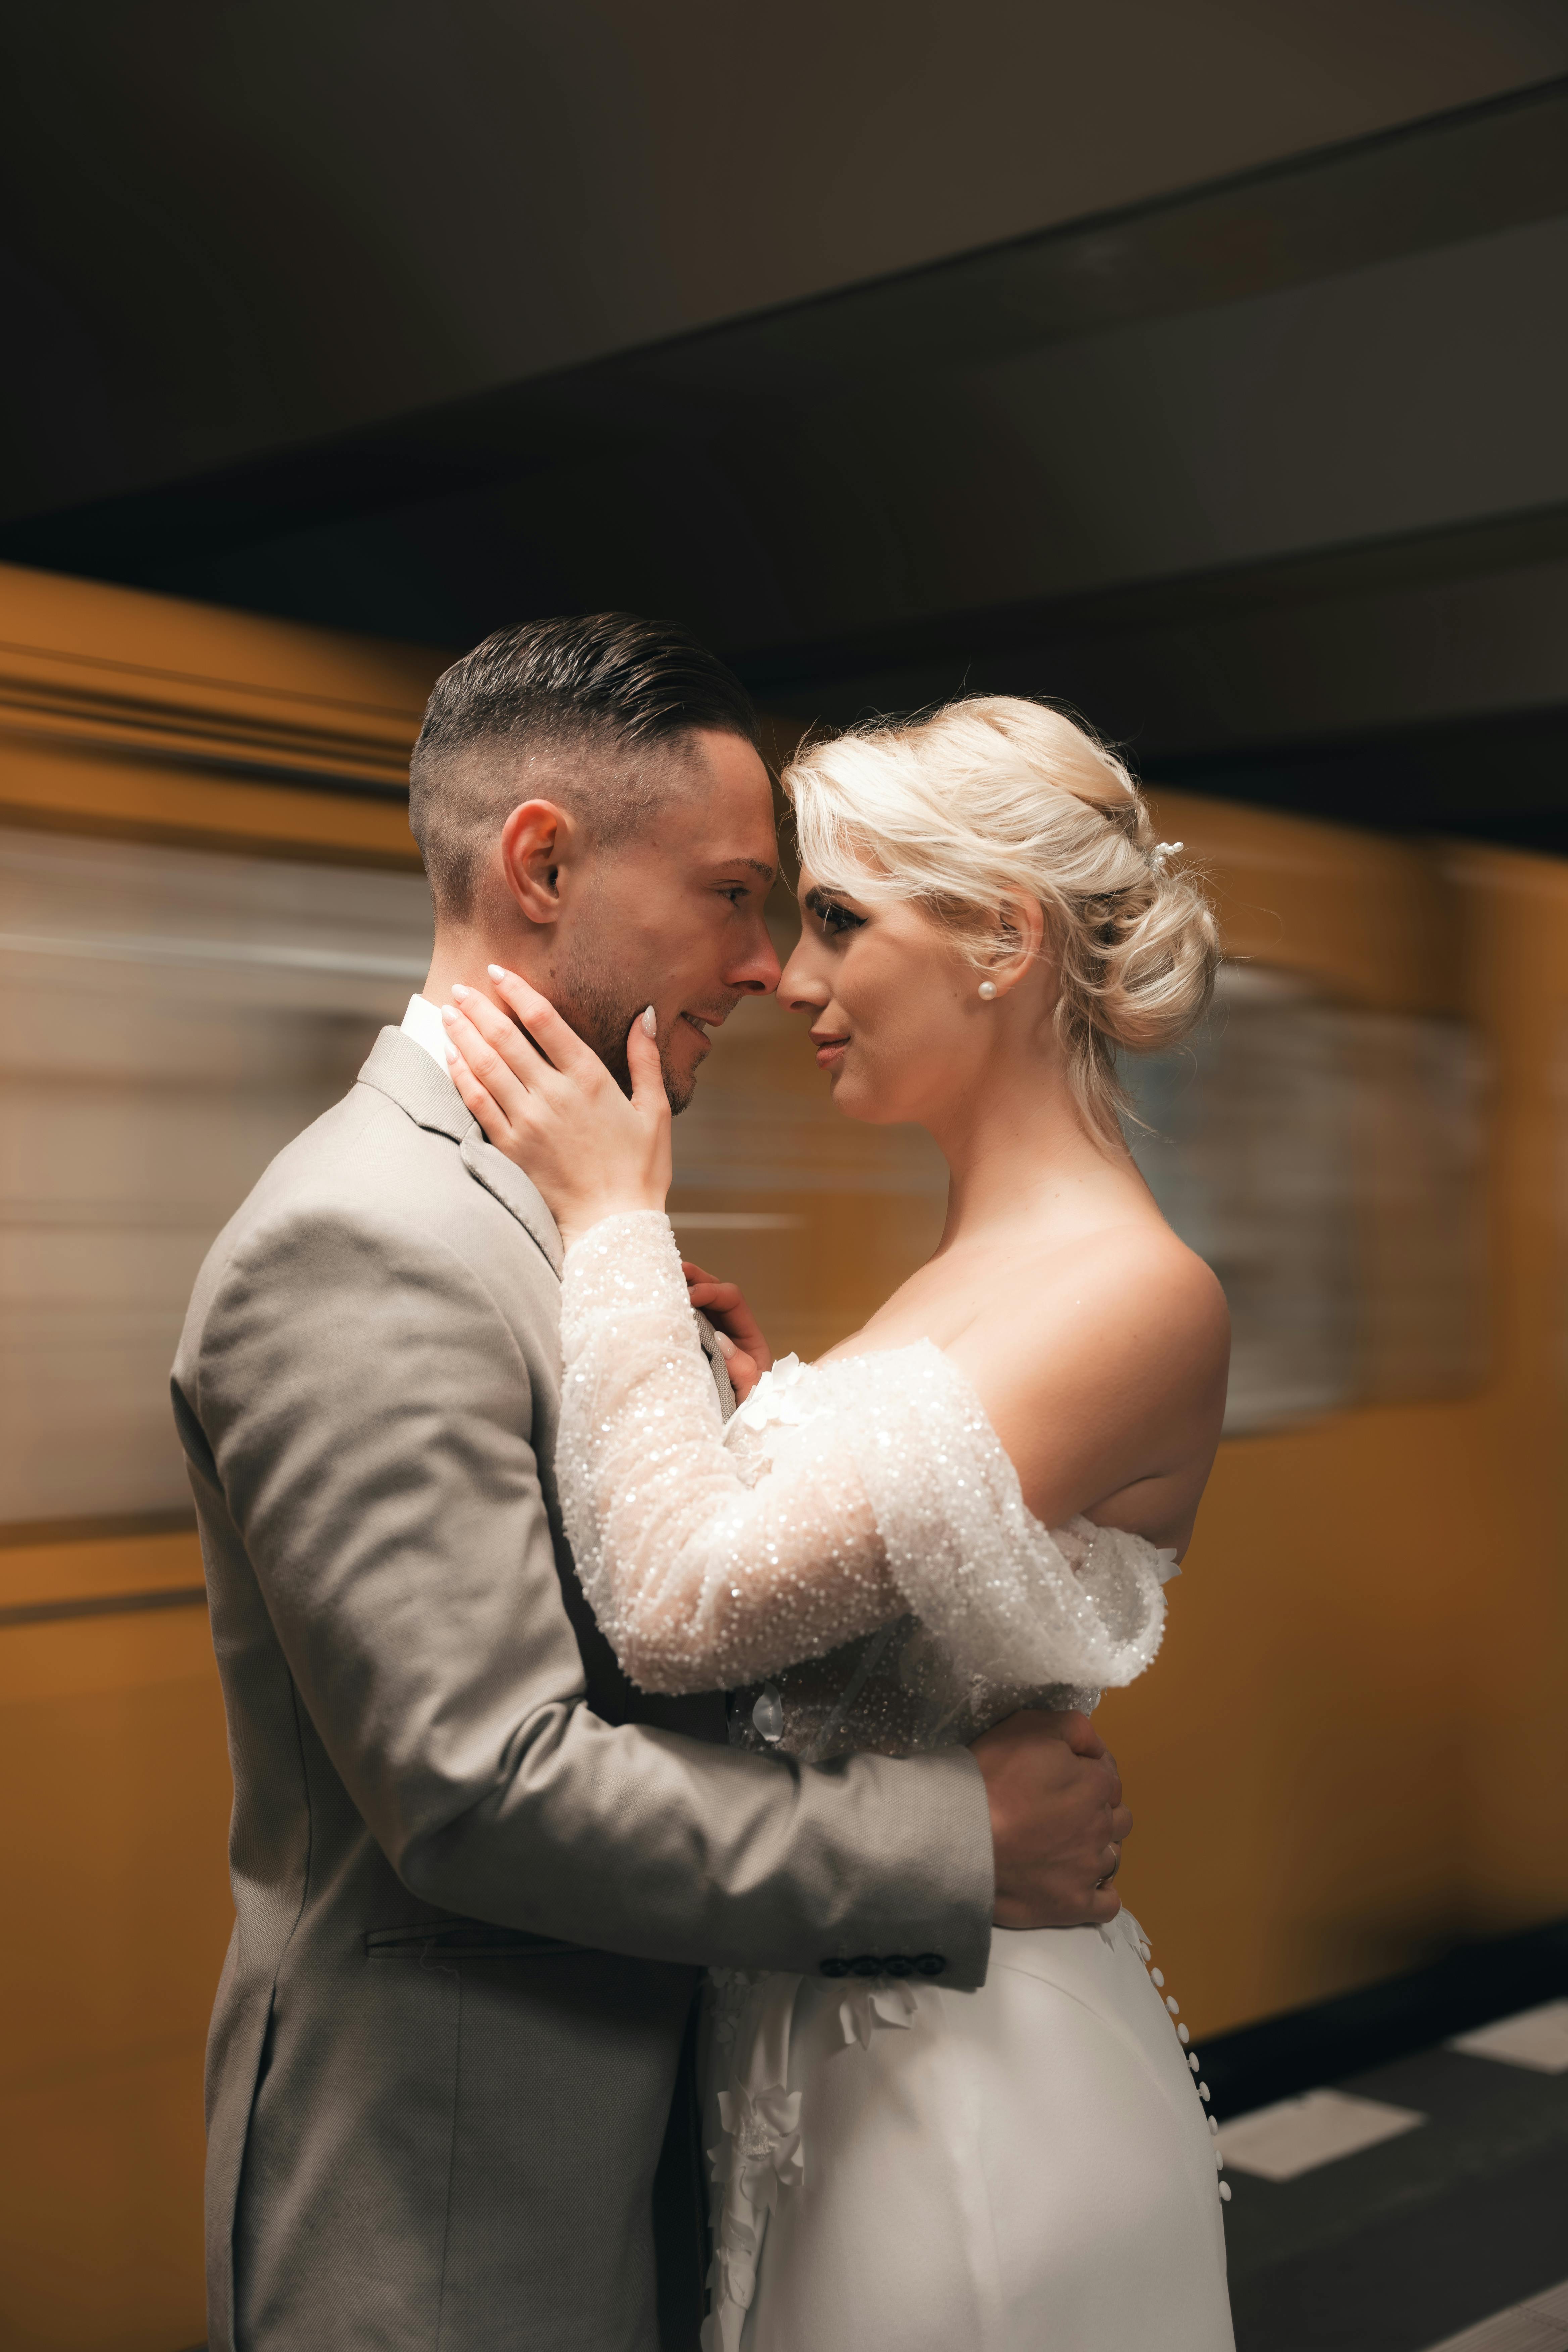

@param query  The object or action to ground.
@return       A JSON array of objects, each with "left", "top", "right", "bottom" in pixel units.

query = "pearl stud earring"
[{"left": 978, "top": 980, "right": 998, "bottom": 1000}]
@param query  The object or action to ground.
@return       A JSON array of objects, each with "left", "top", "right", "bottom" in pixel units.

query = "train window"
[
  {"left": 0, "top": 826, "right": 432, "bottom": 1529},
  {"left": 1125, "top": 965, "right": 1487, "bottom": 1434},
  {"left": 1342, "top": 1002, "right": 1489, "bottom": 1407}
]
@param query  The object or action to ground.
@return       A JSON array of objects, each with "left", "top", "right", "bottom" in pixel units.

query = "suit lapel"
[
  {"left": 357, "top": 1025, "right": 469, "bottom": 1142},
  {"left": 358, "top": 1027, "right": 564, "bottom": 1274},
  {"left": 355, "top": 1029, "right": 738, "bottom": 1412},
  {"left": 463, "top": 1130, "right": 735, "bottom": 1408},
  {"left": 460, "top": 1127, "right": 564, "bottom": 1275},
  {"left": 701, "top": 1312, "right": 736, "bottom": 1417}
]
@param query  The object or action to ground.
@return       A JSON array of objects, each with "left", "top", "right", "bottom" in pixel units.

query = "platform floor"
[
  {"left": 1222, "top": 2000, "right": 1568, "bottom": 2351},
  {"left": 174, "top": 1994, "right": 1568, "bottom": 2352}
]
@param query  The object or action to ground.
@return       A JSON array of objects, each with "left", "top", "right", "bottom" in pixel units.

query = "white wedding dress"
[{"left": 558, "top": 1213, "right": 1235, "bottom": 2352}]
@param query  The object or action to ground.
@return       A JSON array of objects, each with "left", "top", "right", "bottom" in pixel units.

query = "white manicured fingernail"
[
  {"left": 487, "top": 964, "right": 508, "bottom": 981},
  {"left": 450, "top": 982, "right": 469, "bottom": 999},
  {"left": 641, "top": 1004, "right": 657, "bottom": 1036},
  {"left": 443, "top": 1041, "right": 457, "bottom": 1062},
  {"left": 440, "top": 1004, "right": 458, "bottom": 1024},
  {"left": 712, "top": 1328, "right": 736, "bottom": 1358}
]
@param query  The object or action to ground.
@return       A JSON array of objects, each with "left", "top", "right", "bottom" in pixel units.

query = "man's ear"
[{"left": 499, "top": 799, "right": 578, "bottom": 925}]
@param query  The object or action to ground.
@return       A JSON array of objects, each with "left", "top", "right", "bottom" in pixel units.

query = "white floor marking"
[
  {"left": 1420, "top": 2276, "right": 1568, "bottom": 2352},
  {"left": 1448, "top": 2000, "right": 1568, "bottom": 2074},
  {"left": 1216, "top": 2087, "right": 1425, "bottom": 2181}
]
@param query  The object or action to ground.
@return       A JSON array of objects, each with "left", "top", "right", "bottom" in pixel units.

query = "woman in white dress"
[{"left": 442, "top": 696, "right": 1236, "bottom": 2351}]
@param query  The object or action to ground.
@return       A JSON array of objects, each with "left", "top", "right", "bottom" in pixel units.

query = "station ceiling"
[{"left": 3, "top": 4, "right": 1568, "bottom": 843}]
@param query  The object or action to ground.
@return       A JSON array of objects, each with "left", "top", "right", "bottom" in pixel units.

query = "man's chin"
[
  {"left": 662, "top": 1057, "right": 698, "bottom": 1116},
  {"left": 589, "top": 1032, "right": 695, "bottom": 1112},
  {"left": 561, "top": 973, "right": 700, "bottom": 1111}
]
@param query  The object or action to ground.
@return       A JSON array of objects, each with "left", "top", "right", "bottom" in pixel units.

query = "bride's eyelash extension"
[{"left": 807, "top": 890, "right": 865, "bottom": 938}]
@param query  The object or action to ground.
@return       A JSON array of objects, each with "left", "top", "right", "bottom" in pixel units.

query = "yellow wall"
[
  {"left": 0, "top": 565, "right": 442, "bottom": 2352},
  {"left": 1, "top": 1544, "right": 223, "bottom": 2352},
  {"left": 1096, "top": 804, "right": 1568, "bottom": 2034},
  {"left": 0, "top": 564, "right": 1563, "bottom": 2343}
]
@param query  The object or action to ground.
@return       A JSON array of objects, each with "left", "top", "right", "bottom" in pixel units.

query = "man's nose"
[{"left": 728, "top": 918, "right": 782, "bottom": 996}]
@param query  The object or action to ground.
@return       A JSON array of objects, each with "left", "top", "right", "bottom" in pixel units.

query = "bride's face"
[{"left": 779, "top": 868, "right": 983, "bottom": 1125}]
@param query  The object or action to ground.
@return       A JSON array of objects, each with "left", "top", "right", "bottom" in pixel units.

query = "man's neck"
[{"left": 421, "top": 931, "right": 548, "bottom": 1017}]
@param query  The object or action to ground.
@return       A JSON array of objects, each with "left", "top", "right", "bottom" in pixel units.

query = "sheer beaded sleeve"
[
  {"left": 557, "top": 1213, "right": 898, "bottom": 1692},
  {"left": 557, "top": 1210, "right": 1172, "bottom": 1701}
]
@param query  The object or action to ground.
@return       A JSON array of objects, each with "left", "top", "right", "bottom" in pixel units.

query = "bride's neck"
[{"left": 926, "top": 1044, "right": 1133, "bottom": 1255}]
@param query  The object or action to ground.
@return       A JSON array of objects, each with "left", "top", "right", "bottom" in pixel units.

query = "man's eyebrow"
[{"left": 707, "top": 856, "right": 776, "bottom": 882}]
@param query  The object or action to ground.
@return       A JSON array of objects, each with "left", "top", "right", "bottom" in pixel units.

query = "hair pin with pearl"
[{"left": 1150, "top": 840, "right": 1185, "bottom": 873}]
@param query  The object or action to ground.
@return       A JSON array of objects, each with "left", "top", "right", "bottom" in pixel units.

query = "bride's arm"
[
  {"left": 561, "top": 1210, "right": 1169, "bottom": 1701},
  {"left": 559, "top": 1211, "right": 903, "bottom": 1693}
]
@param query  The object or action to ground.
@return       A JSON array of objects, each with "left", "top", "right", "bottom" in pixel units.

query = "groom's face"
[{"left": 556, "top": 729, "right": 780, "bottom": 1111}]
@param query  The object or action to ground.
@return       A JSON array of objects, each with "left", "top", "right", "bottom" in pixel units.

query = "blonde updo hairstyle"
[{"left": 781, "top": 696, "right": 1220, "bottom": 1150}]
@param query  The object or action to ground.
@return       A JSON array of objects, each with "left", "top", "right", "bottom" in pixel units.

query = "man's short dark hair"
[{"left": 409, "top": 612, "right": 760, "bottom": 915}]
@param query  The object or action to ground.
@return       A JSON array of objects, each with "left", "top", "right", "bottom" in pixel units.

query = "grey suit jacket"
[{"left": 173, "top": 1028, "right": 993, "bottom": 2352}]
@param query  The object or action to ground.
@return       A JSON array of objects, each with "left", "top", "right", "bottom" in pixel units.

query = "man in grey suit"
[{"left": 174, "top": 614, "right": 1133, "bottom": 2352}]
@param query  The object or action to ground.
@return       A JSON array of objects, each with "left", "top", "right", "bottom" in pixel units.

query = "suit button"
[
  {"left": 850, "top": 1955, "right": 884, "bottom": 1978},
  {"left": 914, "top": 1954, "right": 947, "bottom": 1977},
  {"left": 820, "top": 1957, "right": 850, "bottom": 1979},
  {"left": 881, "top": 1955, "right": 915, "bottom": 1977}
]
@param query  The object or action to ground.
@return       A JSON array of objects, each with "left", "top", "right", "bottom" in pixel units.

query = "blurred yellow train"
[{"left": 1, "top": 566, "right": 1563, "bottom": 2350}]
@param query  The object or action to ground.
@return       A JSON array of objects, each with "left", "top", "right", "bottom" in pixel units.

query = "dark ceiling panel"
[
  {"left": 5, "top": 61, "right": 1567, "bottom": 848},
  {"left": 5, "top": 0, "right": 1566, "bottom": 521},
  {"left": 7, "top": 75, "right": 1565, "bottom": 590}
]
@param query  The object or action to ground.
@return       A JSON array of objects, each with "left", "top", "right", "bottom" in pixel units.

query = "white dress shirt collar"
[{"left": 400, "top": 993, "right": 450, "bottom": 1075}]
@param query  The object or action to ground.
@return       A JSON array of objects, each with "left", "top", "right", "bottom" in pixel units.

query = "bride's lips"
[{"left": 812, "top": 1032, "right": 849, "bottom": 1070}]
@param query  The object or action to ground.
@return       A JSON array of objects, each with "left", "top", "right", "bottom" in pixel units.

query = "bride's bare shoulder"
[
  {"left": 947, "top": 1218, "right": 1228, "bottom": 1531},
  {"left": 1039, "top": 1215, "right": 1225, "bottom": 1364},
  {"left": 954, "top": 1213, "right": 1229, "bottom": 1414},
  {"left": 1069, "top": 1215, "right": 1226, "bottom": 1331}
]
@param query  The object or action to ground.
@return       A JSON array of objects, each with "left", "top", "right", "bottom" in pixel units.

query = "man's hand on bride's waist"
[
  {"left": 972, "top": 1709, "right": 1132, "bottom": 1932},
  {"left": 441, "top": 969, "right": 671, "bottom": 1247}
]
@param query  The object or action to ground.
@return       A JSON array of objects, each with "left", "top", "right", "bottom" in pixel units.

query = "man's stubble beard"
[{"left": 557, "top": 948, "right": 697, "bottom": 1115}]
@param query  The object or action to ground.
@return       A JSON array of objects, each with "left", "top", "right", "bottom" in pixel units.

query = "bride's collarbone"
[
  {"left": 820, "top": 1232, "right": 1120, "bottom": 1363},
  {"left": 818, "top": 1293, "right": 977, "bottom": 1363}
]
